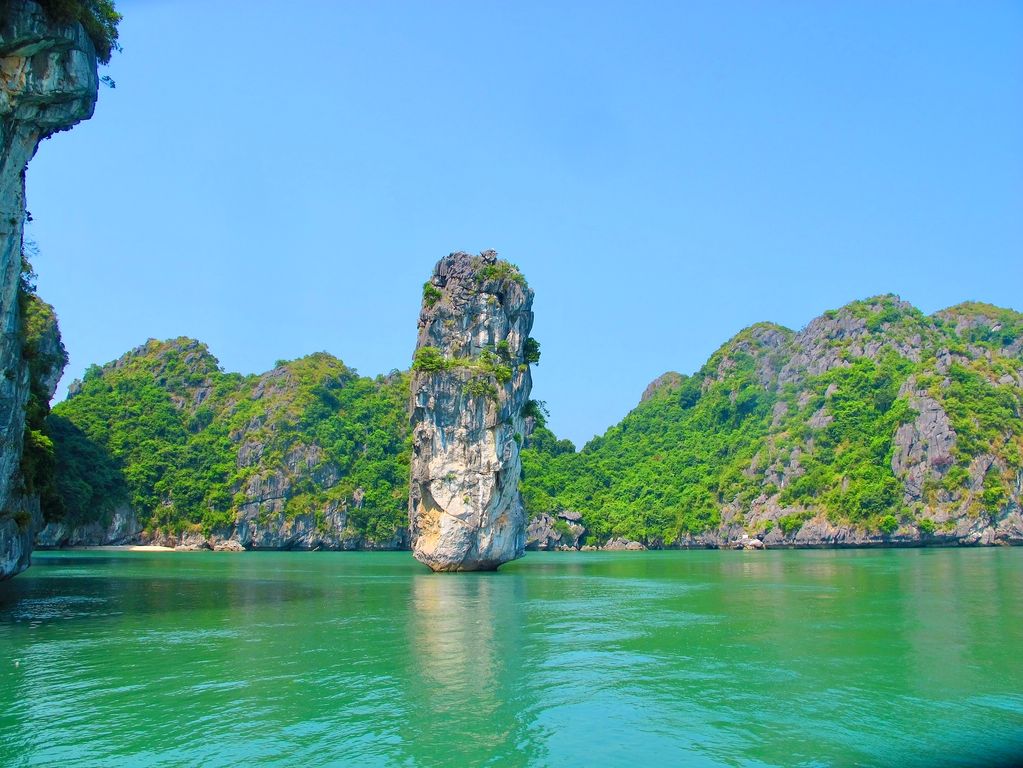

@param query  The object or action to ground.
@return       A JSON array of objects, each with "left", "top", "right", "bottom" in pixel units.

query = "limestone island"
[{"left": 408, "top": 251, "right": 538, "bottom": 571}]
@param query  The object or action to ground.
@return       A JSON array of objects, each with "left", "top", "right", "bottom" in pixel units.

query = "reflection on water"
[
  {"left": 410, "top": 575, "right": 505, "bottom": 695},
  {"left": 0, "top": 549, "right": 1021, "bottom": 767},
  {"left": 405, "top": 573, "right": 536, "bottom": 766}
]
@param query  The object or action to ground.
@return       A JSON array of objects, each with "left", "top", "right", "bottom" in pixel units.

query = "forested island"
[{"left": 34, "top": 292, "right": 1023, "bottom": 553}]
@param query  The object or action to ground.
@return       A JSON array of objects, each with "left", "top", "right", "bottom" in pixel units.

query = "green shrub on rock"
[
  {"left": 412, "top": 346, "right": 448, "bottom": 373},
  {"left": 879, "top": 515, "right": 899, "bottom": 535},
  {"left": 35, "top": 0, "right": 122, "bottom": 63},
  {"left": 422, "top": 282, "right": 442, "bottom": 308}
]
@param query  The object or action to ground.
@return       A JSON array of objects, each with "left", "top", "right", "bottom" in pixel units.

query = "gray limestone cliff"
[
  {"left": 409, "top": 251, "right": 535, "bottom": 571},
  {"left": 0, "top": 1, "right": 97, "bottom": 579}
]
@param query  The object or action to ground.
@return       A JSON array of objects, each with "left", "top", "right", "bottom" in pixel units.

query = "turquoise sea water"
[{"left": 1, "top": 549, "right": 1021, "bottom": 767}]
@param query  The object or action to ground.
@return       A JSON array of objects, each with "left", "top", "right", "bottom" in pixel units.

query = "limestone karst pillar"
[{"left": 408, "top": 251, "right": 535, "bottom": 571}]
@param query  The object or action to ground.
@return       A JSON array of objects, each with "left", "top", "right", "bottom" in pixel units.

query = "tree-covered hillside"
[
  {"left": 46, "top": 339, "right": 410, "bottom": 547},
  {"left": 521, "top": 296, "right": 1023, "bottom": 547},
  {"left": 43, "top": 296, "right": 1023, "bottom": 549}
]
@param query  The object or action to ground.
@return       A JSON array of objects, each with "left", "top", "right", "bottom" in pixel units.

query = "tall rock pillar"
[{"left": 409, "top": 251, "right": 535, "bottom": 571}]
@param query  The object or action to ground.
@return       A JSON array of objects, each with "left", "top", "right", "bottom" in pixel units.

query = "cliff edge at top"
[
  {"left": 408, "top": 251, "right": 537, "bottom": 571},
  {"left": 0, "top": 0, "right": 102, "bottom": 579}
]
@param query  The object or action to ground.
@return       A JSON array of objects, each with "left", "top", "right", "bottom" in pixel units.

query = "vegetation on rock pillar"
[
  {"left": 408, "top": 251, "right": 535, "bottom": 570},
  {"left": 35, "top": 0, "right": 121, "bottom": 63}
]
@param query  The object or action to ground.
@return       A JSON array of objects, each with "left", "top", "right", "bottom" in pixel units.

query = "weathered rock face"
[
  {"left": 1, "top": 292, "right": 65, "bottom": 573},
  {"left": 526, "top": 510, "right": 585, "bottom": 551},
  {"left": 36, "top": 503, "right": 140, "bottom": 548},
  {"left": 409, "top": 251, "right": 535, "bottom": 571},
  {"left": 0, "top": 1, "right": 98, "bottom": 578}
]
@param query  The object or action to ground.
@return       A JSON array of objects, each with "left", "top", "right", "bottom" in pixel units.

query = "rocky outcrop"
[
  {"left": 36, "top": 504, "right": 140, "bottom": 548},
  {"left": 39, "top": 289, "right": 1023, "bottom": 554},
  {"left": 640, "top": 371, "right": 683, "bottom": 403},
  {"left": 568, "top": 507, "right": 1023, "bottom": 552},
  {"left": 0, "top": 2, "right": 99, "bottom": 578},
  {"left": 602, "top": 537, "right": 647, "bottom": 551},
  {"left": 526, "top": 509, "right": 585, "bottom": 550},
  {"left": 41, "top": 506, "right": 409, "bottom": 551},
  {"left": 891, "top": 387, "right": 957, "bottom": 502},
  {"left": 408, "top": 251, "right": 535, "bottom": 571}
]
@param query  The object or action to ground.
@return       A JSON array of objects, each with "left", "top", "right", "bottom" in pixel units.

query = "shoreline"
[
  {"left": 71, "top": 545, "right": 178, "bottom": 552},
  {"left": 43, "top": 540, "right": 1023, "bottom": 554}
]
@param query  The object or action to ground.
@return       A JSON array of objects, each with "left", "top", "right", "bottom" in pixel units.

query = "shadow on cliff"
[{"left": 40, "top": 414, "right": 129, "bottom": 528}]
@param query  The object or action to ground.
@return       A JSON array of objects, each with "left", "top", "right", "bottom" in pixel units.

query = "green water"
[{"left": 1, "top": 549, "right": 1021, "bottom": 767}]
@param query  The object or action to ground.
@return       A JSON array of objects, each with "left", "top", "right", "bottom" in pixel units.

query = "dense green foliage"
[
  {"left": 18, "top": 293, "right": 62, "bottom": 498},
  {"left": 411, "top": 346, "right": 447, "bottom": 373},
  {"left": 776, "top": 354, "right": 914, "bottom": 521},
  {"left": 524, "top": 337, "right": 541, "bottom": 365},
  {"left": 35, "top": 0, "right": 121, "bottom": 63},
  {"left": 43, "top": 413, "right": 124, "bottom": 524},
  {"left": 47, "top": 296, "right": 1023, "bottom": 547},
  {"left": 49, "top": 340, "right": 410, "bottom": 540},
  {"left": 522, "top": 344, "right": 777, "bottom": 543},
  {"left": 521, "top": 297, "right": 1023, "bottom": 544}
]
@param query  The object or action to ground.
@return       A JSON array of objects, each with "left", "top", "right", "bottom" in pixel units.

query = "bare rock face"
[
  {"left": 0, "top": 1, "right": 98, "bottom": 579},
  {"left": 36, "top": 503, "right": 140, "bottom": 548},
  {"left": 640, "top": 371, "right": 683, "bottom": 403},
  {"left": 409, "top": 251, "right": 535, "bottom": 571},
  {"left": 526, "top": 510, "right": 586, "bottom": 551}
]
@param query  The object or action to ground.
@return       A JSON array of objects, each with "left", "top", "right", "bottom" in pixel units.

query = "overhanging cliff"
[{"left": 0, "top": 0, "right": 99, "bottom": 579}]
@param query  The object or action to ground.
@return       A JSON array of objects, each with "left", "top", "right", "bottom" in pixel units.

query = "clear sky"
[{"left": 25, "top": 0, "right": 1023, "bottom": 447}]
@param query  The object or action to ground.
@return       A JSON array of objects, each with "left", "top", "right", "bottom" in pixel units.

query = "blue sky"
[{"left": 26, "top": 0, "right": 1023, "bottom": 447}]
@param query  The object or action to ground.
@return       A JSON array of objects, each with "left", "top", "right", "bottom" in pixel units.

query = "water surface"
[{"left": 1, "top": 549, "right": 1021, "bottom": 767}]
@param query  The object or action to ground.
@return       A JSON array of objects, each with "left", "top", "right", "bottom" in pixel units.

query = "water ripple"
[{"left": 0, "top": 549, "right": 1020, "bottom": 767}]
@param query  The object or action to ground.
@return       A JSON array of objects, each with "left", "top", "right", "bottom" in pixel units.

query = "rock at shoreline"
[
  {"left": 603, "top": 538, "right": 646, "bottom": 551},
  {"left": 526, "top": 510, "right": 586, "bottom": 551},
  {"left": 408, "top": 252, "right": 535, "bottom": 571}
]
